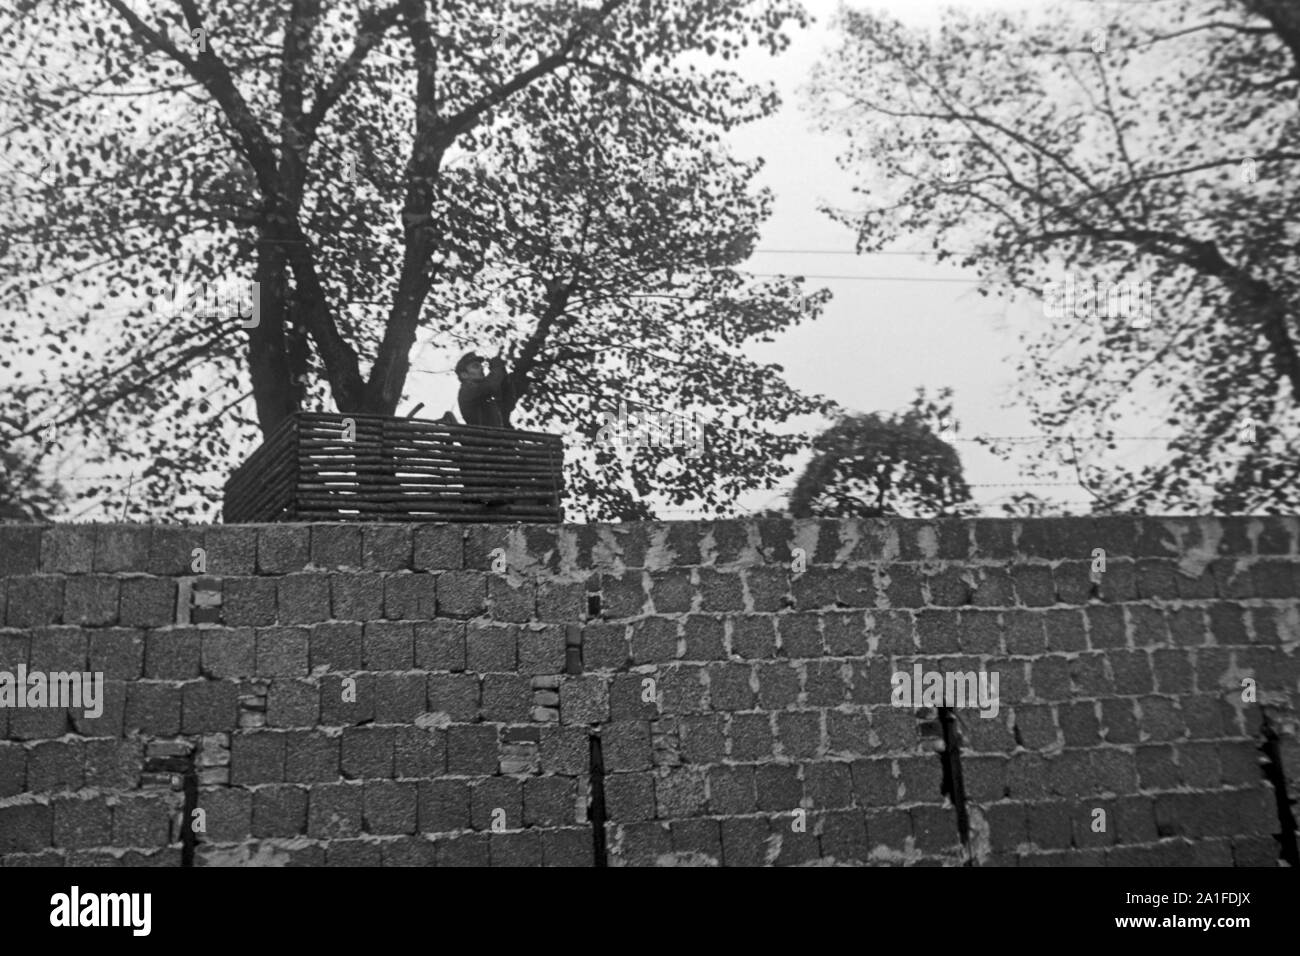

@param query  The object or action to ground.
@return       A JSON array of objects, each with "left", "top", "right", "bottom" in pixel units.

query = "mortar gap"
[
  {"left": 1257, "top": 708, "right": 1299, "bottom": 868},
  {"left": 145, "top": 752, "right": 198, "bottom": 867},
  {"left": 588, "top": 731, "right": 609, "bottom": 868},
  {"left": 937, "top": 706, "right": 972, "bottom": 864}
]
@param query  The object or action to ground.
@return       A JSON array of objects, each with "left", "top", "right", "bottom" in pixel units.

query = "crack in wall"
[
  {"left": 936, "top": 707, "right": 973, "bottom": 865},
  {"left": 1257, "top": 708, "right": 1299, "bottom": 868},
  {"left": 143, "top": 751, "right": 198, "bottom": 867},
  {"left": 587, "top": 732, "right": 608, "bottom": 867}
]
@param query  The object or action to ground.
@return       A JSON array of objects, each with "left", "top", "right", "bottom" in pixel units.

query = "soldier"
[{"left": 455, "top": 352, "right": 513, "bottom": 428}]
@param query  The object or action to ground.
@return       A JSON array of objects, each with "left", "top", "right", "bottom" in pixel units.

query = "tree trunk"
[{"left": 247, "top": 239, "right": 296, "bottom": 438}]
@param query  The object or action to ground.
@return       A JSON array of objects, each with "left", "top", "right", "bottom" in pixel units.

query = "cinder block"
[
  {"left": 706, "top": 764, "right": 756, "bottom": 815},
  {"left": 697, "top": 570, "right": 743, "bottom": 613},
  {"left": 223, "top": 578, "right": 277, "bottom": 626},
  {"left": 826, "top": 711, "right": 871, "bottom": 758},
  {"left": 489, "top": 830, "right": 543, "bottom": 867},
  {"left": 307, "top": 782, "right": 363, "bottom": 839},
  {"left": 40, "top": 526, "right": 94, "bottom": 574},
  {"left": 64, "top": 576, "right": 121, "bottom": 627},
  {"left": 436, "top": 570, "right": 486, "bottom": 618},
  {"left": 436, "top": 832, "right": 489, "bottom": 866},
  {"left": 706, "top": 662, "right": 754, "bottom": 713},
  {"left": 373, "top": 673, "right": 425, "bottom": 724},
  {"left": 6, "top": 575, "right": 64, "bottom": 627},
  {"left": 341, "top": 725, "right": 396, "bottom": 779},
  {"left": 1029, "top": 656, "right": 1072, "bottom": 702},
  {"left": 658, "top": 665, "right": 708, "bottom": 716},
  {"left": 480, "top": 673, "right": 533, "bottom": 723},
  {"left": 487, "top": 574, "right": 533, "bottom": 623},
  {"left": 182, "top": 679, "right": 239, "bottom": 733},
  {"left": 754, "top": 661, "right": 799, "bottom": 709},
  {"left": 729, "top": 712, "right": 774, "bottom": 761},
  {"left": 231, "top": 731, "right": 286, "bottom": 785},
  {"left": 777, "top": 614, "right": 824, "bottom": 658},
  {"left": 385, "top": 574, "right": 439, "bottom": 621},
  {"left": 147, "top": 526, "right": 201, "bottom": 576},
  {"left": 600, "top": 720, "right": 652, "bottom": 773},
  {"left": 426, "top": 673, "right": 479, "bottom": 721},
  {"left": 26, "top": 739, "right": 85, "bottom": 793},
  {"left": 363, "top": 780, "right": 418, "bottom": 834},
  {"left": 84, "top": 739, "right": 141, "bottom": 790},
  {"left": 266, "top": 678, "right": 320, "bottom": 728},
  {"left": 52, "top": 795, "right": 113, "bottom": 848},
  {"left": 413, "top": 525, "right": 463, "bottom": 571},
  {"left": 29, "top": 625, "right": 87, "bottom": 672},
  {"left": 251, "top": 785, "right": 308, "bottom": 838},
  {"left": 362, "top": 525, "right": 412, "bottom": 572},
  {"left": 395, "top": 726, "right": 445, "bottom": 778},
  {"left": 465, "top": 622, "right": 516, "bottom": 672},
  {"left": 283, "top": 730, "right": 340, "bottom": 783},
  {"left": 257, "top": 526, "right": 310, "bottom": 574},
  {"left": 926, "top": 567, "right": 973, "bottom": 608},
  {"left": 113, "top": 793, "right": 174, "bottom": 848},
  {"left": 470, "top": 776, "right": 523, "bottom": 830},
  {"left": 0, "top": 803, "right": 53, "bottom": 853},
  {"left": 518, "top": 624, "right": 565, "bottom": 675},
  {"left": 255, "top": 626, "right": 309, "bottom": 677},
  {"left": 277, "top": 574, "right": 330, "bottom": 625},
  {"left": 915, "top": 609, "right": 961, "bottom": 653},
  {"left": 535, "top": 579, "right": 586, "bottom": 622},
  {"left": 310, "top": 525, "right": 361, "bottom": 570},
  {"left": 329, "top": 573, "right": 384, "bottom": 622},
  {"left": 675, "top": 713, "right": 723, "bottom": 764},
  {"left": 363, "top": 620, "right": 414, "bottom": 669},
  {"left": 803, "top": 761, "right": 853, "bottom": 810},
  {"left": 320, "top": 672, "right": 374, "bottom": 726},
  {"left": 581, "top": 622, "right": 627, "bottom": 670},
  {"left": 446, "top": 724, "right": 498, "bottom": 775},
  {"left": 309, "top": 621, "right": 363, "bottom": 672},
  {"left": 93, "top": 526, "right": 151, "bottom": 573},
  {"left": 199, "top": 627, "right": 255, "bottom": 679},
  {"left": 560, "top": 675, "right": 609, "bottom": 725},
  {"left": 719, "top": 816, "right": 771, "bottom": 867},
  {"left": 910, "top": 804, "right": 958, "bottom": 853},
  {"left": 541, "top": 827, "right": 593, "bottom": 867},
  {"left": 143, "top": 628, "right": 200, "bottom": 679},
  {"left": 630, "top": 617, "right": 678, "bottom": 663},
  {"left": 776, "top": 710, "right": 823, "bottom": 760},
  {"left": 415, "top": 620, "right": 466, "bottom": 671},
  {"left": 382, "top": 836, "right": 438, "bottom": 867},
  {"left": 885, "top": 566, "right": 925, "bottom": 607},
  {"left": 196, "top": 787, "right": 251, "bottom": 843},
  {"left": 124, "top": 682, "right": 181, "bottom": 735},
  {"left": 418, "top": 778, "right": 471, "bottom": 833}
]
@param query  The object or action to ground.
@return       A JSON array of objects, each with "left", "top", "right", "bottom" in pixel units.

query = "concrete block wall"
[{"left": 0, "top": 517, "right": 1297, "bottom": 866}]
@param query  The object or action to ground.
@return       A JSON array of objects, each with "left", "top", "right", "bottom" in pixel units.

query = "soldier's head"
[{"left": 455, "top": 352, "right": 486, "bottom": 383}]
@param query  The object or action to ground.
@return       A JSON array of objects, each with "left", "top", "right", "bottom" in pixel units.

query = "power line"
[
  {"left": 754, "top": 249, "right": 979, "bottom": 257},
  {"left": 742, "top": 272, "right": 981, "bottom": 284}
]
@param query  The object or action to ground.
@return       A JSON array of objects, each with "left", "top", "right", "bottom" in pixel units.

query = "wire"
[
  {"left": 754, "top": 249, "right": 980, "bottom": 257},
  {"left": 741, "top": 272, "right": 982, "bottom": 284}
]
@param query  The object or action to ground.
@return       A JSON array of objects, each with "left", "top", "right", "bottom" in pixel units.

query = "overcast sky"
[
  {"left": 723, "top": 0, "right": 1165, "bottom": 518},
  {"left": 312, "top": 0, "right": 1158, "bottom": 520},
  {"left": 14, "top": 0, "right": 1170, "bottom": 521}
]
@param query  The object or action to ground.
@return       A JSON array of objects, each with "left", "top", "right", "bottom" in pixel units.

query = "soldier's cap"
[{"left": 455, "top": 352, "right": 484, "bottom": 376}]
